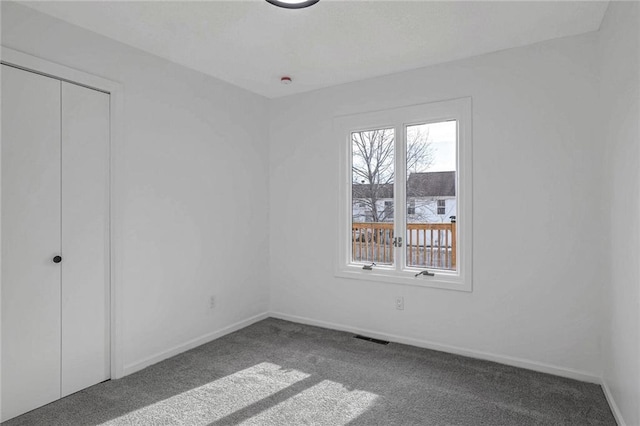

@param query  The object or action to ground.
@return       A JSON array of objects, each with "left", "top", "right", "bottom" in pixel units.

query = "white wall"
[
  {"left": 269, "top": 32, "right": 604, "bottom": 380},
  {"left": 1, "top": 2, "right": 270, "bottom": 375},
  {"left": 3, "top": 2, "right": 637, "bottom": 420},
  {"left": 600, "top": 2, "right": 640, "bottom": 425}
]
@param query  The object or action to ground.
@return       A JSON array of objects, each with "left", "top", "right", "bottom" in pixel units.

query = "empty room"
[{"left": 1, "top": 0, "right": 638, "bottom": 425}]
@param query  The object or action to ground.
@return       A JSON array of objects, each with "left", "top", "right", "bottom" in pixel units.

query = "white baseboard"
[
  {"left": 122, "top": 312, "right": 269, "bottom": 376},
  {"left": 601, "top": 379, "right": 627, "bottom": 426},
  {"left": 116, "top": 310, "right": 621, "bottom": 423},
  {"left": 269, "top": 311, "right": 601, "bottom": 384},
  {"left": 117, "top": 310, "right": 621, "bottom": 422}
]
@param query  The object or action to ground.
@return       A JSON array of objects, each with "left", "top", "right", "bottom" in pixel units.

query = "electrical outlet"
[
  {"left": 395, "top": 296, "right": 404, "bottom": 310},
  {"left": 209, "top": 295, "right": 216, "bottom": 310}
]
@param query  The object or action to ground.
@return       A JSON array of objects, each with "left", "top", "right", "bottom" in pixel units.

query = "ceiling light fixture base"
[{"left": 266, "top": 0, "right": 320, "bottom": 10}]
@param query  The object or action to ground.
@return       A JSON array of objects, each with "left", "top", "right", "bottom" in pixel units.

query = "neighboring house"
[{"left": 352, "top": 171, "right": 456, "bottom": 223}]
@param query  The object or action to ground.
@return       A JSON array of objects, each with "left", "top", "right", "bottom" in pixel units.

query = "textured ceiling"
[{"left": 21, "top": 1, "right": 609, "bottom": 98}]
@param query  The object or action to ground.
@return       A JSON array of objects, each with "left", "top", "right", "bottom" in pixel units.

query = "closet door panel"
[
  {"left": 1, "top": 65, "right": 62, "bottom": 421},
  {"left": 61, "top": 82, "right": 110, "bottom": 397}
]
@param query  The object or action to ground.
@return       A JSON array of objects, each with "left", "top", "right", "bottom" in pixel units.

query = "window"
[
  {"left": 336, "top": 98, "right": 472, "bottom": 291},
  {"left": 408, "top": 200, "right": 416, "bottom": 215},
  {"left": 383, "top": 200, "right": 394, "bottom": 217}
]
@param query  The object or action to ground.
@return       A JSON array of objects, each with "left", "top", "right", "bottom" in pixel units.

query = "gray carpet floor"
[{"left": 3, "top": 318, "right": 615, "bottom": 426}]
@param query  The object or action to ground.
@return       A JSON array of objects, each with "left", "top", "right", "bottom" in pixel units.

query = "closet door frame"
[{"left": 1, "top": 46, "right": 125, "bottom": 381}]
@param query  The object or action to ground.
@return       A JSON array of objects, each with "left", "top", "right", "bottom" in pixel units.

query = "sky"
[{"left": 414, "top": 120, "right": 456, "bottom": 172}]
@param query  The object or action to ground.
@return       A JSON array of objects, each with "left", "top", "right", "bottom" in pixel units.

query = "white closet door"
[
  {"left": 61, "top": 82, "right": 110, "bottom": 397},
  {"left": 1, "top": 65, "right": 62, "bottom": 421}
]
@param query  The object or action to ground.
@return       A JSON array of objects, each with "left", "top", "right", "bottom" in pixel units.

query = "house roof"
[
  {"left": 353, "top": 171, "right": 455, "bottom": 199},
  {"left": 407, "top": 171, "right": 456, "bottom": 197}
]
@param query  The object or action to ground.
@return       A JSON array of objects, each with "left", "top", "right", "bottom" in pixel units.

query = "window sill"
[{"left": 335, "top": 265, "right": 472, "bottom": 292}]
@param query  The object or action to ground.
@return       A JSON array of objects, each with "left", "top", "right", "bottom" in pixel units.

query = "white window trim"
[{"left": 335, "top": 97, "right": 473, "bottom": 292}]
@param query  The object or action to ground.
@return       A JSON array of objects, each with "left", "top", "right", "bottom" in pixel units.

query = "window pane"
[
  {"left": 351, "top": 128, "right": 395, "bottom": 265},
  {"left": 405, "top": 121, "right": 457, "bottom": 271}
]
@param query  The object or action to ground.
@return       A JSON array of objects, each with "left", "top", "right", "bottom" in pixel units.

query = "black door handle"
[{"left": 53, "top": 256, "right": 62, "bottom": 263}]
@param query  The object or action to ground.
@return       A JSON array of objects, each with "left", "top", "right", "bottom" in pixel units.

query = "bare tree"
[
  {"left": 352, "top": 127, "right": 433, "bottom": 222},
  {"left": 406, "top": 126, "right": 433, "bottom": 175}
]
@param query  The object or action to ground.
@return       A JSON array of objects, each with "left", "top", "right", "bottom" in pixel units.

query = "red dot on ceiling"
[{"left": 281, "top": 76, "right": 292, "bottom": 85}]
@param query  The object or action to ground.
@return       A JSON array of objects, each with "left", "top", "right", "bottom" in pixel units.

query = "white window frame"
[{"left": 335, "top": 98, "right": 472, "bottom": 292}]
